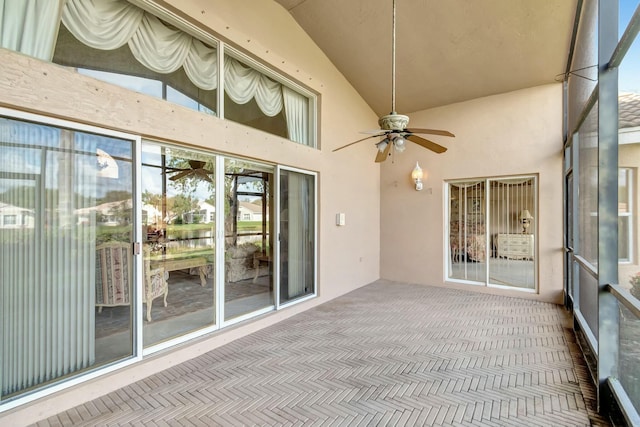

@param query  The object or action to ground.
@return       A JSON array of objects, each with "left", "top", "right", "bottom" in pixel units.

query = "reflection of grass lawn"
[
  {"left": 237, "top": 221, "right": 262, "bottom": 232},
  {"left": 165, "top": 221, "right": 262, "bottom": 232},
  {"left": 620, "top": 307, "right": 640, "bottom": 410},
  {"left": 166, "top": 223, "right": 213, "bottom": 232}
]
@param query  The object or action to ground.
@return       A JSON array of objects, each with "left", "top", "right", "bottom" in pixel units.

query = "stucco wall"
[
  {"left": 0, "top": 0, "right": 381, "bottom": 423},
  {"left": 380, "top": 84, "right": 565, "bottom": 303}
]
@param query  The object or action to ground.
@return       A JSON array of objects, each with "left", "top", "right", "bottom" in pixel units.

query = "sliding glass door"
[
  {"left": 141, "top": 142, "right": 217, "bottom": 346},
  {"left": 279, "top": 167, "right": 316, "bottom": 305},
  {"left": 487, "top": 178, "right": 536, "bottom": 290},
  {"left": 0, "top": 112, "right": 318, "bottom": 403},
  {"left": 224, "top": 159, "right": 275, "bottom": 322},
  {"left": 447, "top": 175, "right": 537, "bottom": 291},
  {"left": 0, "top": 113, "right": 135, "bottom": 399}
]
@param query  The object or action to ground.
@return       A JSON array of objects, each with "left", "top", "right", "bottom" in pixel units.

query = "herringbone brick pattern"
[{"left": 35, "top": 281, "right": 609, "bottom": 426}]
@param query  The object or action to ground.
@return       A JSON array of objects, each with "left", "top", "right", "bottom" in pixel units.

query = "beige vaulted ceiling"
[{"left": 274, "top": 0, "right": 578, "bottom": 116}]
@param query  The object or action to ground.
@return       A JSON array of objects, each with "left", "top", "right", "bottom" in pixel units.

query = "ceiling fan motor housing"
[{"left": 379, "top": 112, "right": 409, "bottom": 131}]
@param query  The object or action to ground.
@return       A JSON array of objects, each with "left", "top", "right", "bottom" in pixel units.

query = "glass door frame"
[
  {"left": 275, "top": 165, "right": 318, "bottom": 310},
  {"left": 220, "top": 157, "right": 277, "bottom": 327}
]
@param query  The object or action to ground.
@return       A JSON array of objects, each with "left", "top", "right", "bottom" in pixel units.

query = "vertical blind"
[{"left": 0, "top": 119, "right": 97, "bottom": 397}]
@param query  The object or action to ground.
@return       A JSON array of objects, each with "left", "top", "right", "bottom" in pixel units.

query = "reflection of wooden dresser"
[{"left": 496, "top": 234, "right": 534, "bottom": 260}]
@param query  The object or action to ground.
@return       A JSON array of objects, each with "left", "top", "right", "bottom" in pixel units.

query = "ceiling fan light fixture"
[
  {"left": 376, "top": 139, "right": 389, "bottom": 152},
  {"left": 393, "top": 135, "right": 406, "bottom": 152},
  {"left": 379, "top": 113, "right": 409, "bottom": 131}
]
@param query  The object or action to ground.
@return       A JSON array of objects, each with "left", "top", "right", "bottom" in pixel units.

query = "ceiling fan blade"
[
  {"left": 406, "top": 134, "right": 448, "bottom": 154},
  {"left": 406, "top": 128, "right": 455, "bottom": 138},
  {"left": 375, "top": 139, "right": 393, "bottom": 163},
  {"left": 169, "top": 170, "right": 193, "bottom": 181},
  {"left": 195, "top": 169, "right": 213, "bottom": 183},
  {"left": 333, "top": 134, "right": 382, "bottom": 152}
]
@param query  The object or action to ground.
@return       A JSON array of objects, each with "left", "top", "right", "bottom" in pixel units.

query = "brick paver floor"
[{"left": 34, "top": 280, "right": 610, "bottom": 426}]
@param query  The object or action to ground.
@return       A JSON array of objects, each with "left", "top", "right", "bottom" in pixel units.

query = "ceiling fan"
[
  {"left": 169, "top": 160, "right": 213, "bottom": 183},
  {"left": 333, "top": 0, "right": 454, "bottom": 163}
]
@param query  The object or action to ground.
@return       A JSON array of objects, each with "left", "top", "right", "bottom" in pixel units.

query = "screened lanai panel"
[
  {"left": 577, "top": 104, "right": 599, "bottom": 268},
  {"left": 617, "top": 26, "right": 640, "bottom": 412},
  {"left": 567, "top": 0, "right": 598, "bottom": 134},
  {"left": 617, "top": 15, "right": 640, "bottom": 299},
  {"left": 576, "top": 104, "right": 599, "bottom": 337}
]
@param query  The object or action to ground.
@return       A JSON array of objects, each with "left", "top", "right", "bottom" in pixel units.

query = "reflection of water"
[{"left": 168, "top": 229, "right": 214, "bottom": 249}]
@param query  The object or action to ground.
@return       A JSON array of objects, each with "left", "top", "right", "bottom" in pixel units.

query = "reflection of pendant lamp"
[
  {"left": 96, "top": 148, "right": 119, "bottom": 179},
  {"left": 519, "top": 209, "right": 533, "bottom": 233}
]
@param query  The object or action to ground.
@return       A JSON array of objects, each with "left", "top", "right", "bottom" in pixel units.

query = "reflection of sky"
[
  {"left": 141, "top": 165, "right": 214, "bottom": 200},
  {"left": 80, "top": 69, "right": 215, "bottom": 114},
  {"left": 0, "top": 118, "right": 133, "bottom": 199},
  {"left": 79, "top": 69, "right": 162, "bottom": 100},
  {"left": 619, "top": 2, "right": 640, "bottom": 93}
]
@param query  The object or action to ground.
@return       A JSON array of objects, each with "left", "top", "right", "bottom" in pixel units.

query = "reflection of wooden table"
[{"left": 151, "top": 255, "right": 211, "bottom": 287}]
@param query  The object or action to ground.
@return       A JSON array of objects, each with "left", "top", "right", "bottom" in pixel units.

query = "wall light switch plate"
[{"left": 336, "top": 213, "right": 346, "bottom": 226}]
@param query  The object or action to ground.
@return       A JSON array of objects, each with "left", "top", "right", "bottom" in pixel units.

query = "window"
[
  {"left": 3, "top": 214, "right": 16, "bottom": 226},
  {"left": 618, "top": 167, "right": 633, "bottom": 263},
  {"left": 50, "top": 0, "right": 315, "bottom": 147},
  {"left": 447, "top": 176, "right": 537, "bottom": 291}
]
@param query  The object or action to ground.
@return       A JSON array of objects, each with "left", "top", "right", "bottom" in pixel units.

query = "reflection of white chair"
[
  {"left": 143, "top": 245, "right": 169, "bottom": 322},
  {"left": 96, "top": 242, "right": 131, "bottom": 312},
  {"left": 95, "top": 242, "right": 168, "bottom": 322},
  {"left": 253, "top": 253, "right": 271, "bottom": 283}
]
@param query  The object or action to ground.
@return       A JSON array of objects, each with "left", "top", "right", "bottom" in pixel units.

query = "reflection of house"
[
  {"left": 181, "top": 201, "right": 215, "bottom": 224},
  {"left": 237, "top": 201, "right": 264, "bottom": 221},
  {"left": 0, "top": 202, "right": 34, "bottom": 228},
  {"left": 75, "top": 200, "right": 132, "bottom": 226},
  {"left": 617, "top": 93, "right": 640, "bottom": 283},
  {"left": 197, "top": 201, "right": 215, "bottom": 223}
]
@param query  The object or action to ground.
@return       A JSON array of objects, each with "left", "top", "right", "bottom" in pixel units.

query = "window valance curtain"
[
  {"left": 0, "top": 0, "right": 65, "bottom": 60},
  {"left": 62, "top": 0, "right": 287, "bottom": 115},
  {"left": 224, "top": 57, "right": 282, "bottom": 116},
  {"left": 61, "top": 0, "right": 218, "bottom": 89},
  {"left": 2, "top": 0, "right": 309, "bottom": 145}
]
